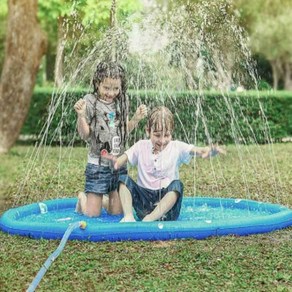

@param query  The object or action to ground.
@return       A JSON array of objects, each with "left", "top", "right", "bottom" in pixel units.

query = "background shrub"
[{"left": 21, "top": 88, "right": 292, "bottom": 145}]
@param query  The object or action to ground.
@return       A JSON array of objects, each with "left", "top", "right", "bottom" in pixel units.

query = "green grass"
[{"left": 0, "top": 144, "right": 292, "bottom": 291}]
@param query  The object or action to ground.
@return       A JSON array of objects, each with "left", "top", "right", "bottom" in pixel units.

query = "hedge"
[{"left": 21, "top": 88, "right": 292, "bottom": 145}]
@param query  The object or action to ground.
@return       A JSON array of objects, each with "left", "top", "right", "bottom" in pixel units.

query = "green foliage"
[
  {"left": 81, "top": 0, "right": 141, "bottom": 27},
  {"left": 0, "top": 1, "right": 7, "bottom": 71},
  {"left": 21, "top": 87, "right": 85, "bottom": 143},
  {"left": 253, "top": 53, "right": 273, "bottom": 87},
  {"left": 35, "top": 0, "right": 142, "bottom": 83},
  {"left": 21, "top": 89, "right": 292, "bottom": 145},
  {"left": 251, "top": 7, "right": 292, "bottom": 61},
  {"left": 235, "top": 0, "right": 292, "bottom": 89}
]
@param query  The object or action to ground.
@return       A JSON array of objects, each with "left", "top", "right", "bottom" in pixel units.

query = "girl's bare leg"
[
  {"left": 102, "top": 195, "right": 109, "bottom": 210},
  {"left": 85, "top": 192, "right": 103, "bottom": 217},
  {"left": 76, "top": 192, "right": 105, "bottom": 216},
  {"left": 119, "top": 183, "right": 136, "bottom": 222},
  {"left": 75, "top": 192, "right": 83, "bottom": 213},
  {"left": 108, "top": 190, "right": 123, "bottom": 215},
  {"left": 142, "top": 191, "right": 178, "bottom": 222},
  {"left": 75, "top": 192, "right": 87, "bottom": 213}
]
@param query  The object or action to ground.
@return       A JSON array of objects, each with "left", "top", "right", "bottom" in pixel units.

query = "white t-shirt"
[{"left": 125, "top": 140, "right": 194, "bottom": 190}]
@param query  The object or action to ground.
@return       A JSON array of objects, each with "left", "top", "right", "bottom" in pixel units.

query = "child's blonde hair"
[{"left": 147, "top": 106, "right": 174, "bottom": 132}]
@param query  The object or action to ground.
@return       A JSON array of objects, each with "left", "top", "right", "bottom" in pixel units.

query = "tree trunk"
[
  {"left": 54, "top": 16, "right": 66, "bottom": 88},
  {"left": 270, "top": 59, "right": 283, "bottom": 90},
  {"left": 0, "top": 0, "right": 47, "bottom": 153},
  {"left": 284, "top": 62, "right": 292, "bottom": 90}
]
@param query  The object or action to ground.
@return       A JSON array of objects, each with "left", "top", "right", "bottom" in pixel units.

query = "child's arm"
[
  {"left": 114, "top": 153, "right": 128, "bottom": 170},
  {"left": 74, "top": 99, "right": 90, "bottom": 140},
  {"left": 127, "top": 104, "right": 147, "bottom": 133},
  {"left": 190, "top": 145, "right": 226, "bottom": 158}
]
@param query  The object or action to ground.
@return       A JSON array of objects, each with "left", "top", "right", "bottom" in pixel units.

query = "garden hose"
[{"left": 26, "top": 221, "right": 87, "bottom": 292}]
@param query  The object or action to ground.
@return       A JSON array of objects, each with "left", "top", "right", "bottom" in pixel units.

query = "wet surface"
[{"left": 14, "top": 202, "right": 273, "bottom": 226}]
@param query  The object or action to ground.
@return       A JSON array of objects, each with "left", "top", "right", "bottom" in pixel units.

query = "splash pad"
[{"left": 1, "top": 197, "right": 291, "bottom": 242}]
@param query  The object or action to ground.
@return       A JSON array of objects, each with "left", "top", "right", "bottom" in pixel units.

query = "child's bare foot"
[
  {"left": 120, "top": 215, "right": 136, "bottom": 222},
  {"left": 75, "top": 192, "right": 87, "bottom": 214}
]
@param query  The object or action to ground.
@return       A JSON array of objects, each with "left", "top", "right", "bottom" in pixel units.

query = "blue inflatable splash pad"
[{"left": 1, "top": 197, "right": 292, "bottom": 242}]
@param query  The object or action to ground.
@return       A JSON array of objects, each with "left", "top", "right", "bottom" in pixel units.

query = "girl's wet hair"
[
  {"left": 92, "top": 61, "right": 128, "bottom": 146},
  {"left": 92, "top": 61, "right": 127, "bottom": 96},
  {"left": 147, "top": 106, "right": 174, "bottom": 132}
]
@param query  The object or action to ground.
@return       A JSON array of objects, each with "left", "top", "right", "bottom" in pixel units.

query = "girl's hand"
[
  {"left": 135, "top": 104, "right": 148, "bottom": 121},
  {"left": 101, "top": 149, "right": 117, "bottom": 162},
  {"left": 101, "top": 151, "right": 121, "bottom": 170},
  {"left": 74, "top": 99, "right": 86, "bottom": 117}
]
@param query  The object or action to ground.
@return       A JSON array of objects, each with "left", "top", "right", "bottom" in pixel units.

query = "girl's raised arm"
[
  {"left": 74, "top": 99, "right": 90, "bottom": 140},
  {"left": 127, "top": 104, "right": 148, "bottom": 133}
]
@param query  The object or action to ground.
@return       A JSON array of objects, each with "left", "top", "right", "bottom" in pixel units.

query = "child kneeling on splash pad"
[
  {"left": 113, "top": 106, "right": 226, "bottom": 222},
  {"left": 74, "top": 61, "right": 147, "bottom": 217}
]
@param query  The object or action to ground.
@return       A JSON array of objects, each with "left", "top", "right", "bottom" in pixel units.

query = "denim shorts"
[
  {"left": 118, "top": 175, "right": 183, "bottom": 221},
  {"left": 85, "top": 163, "right": 127, "bottom": 195}
]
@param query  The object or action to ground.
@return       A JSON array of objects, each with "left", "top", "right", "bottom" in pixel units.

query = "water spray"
[{"left": 110, "top": 0, "right": 117, "bottom": 62}]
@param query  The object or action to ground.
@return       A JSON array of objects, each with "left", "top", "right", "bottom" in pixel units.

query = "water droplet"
[
  {"left": 158, "top": 223, "right": 164, "bottom": 229},
  {"left": 235, "top": 199, "right": 242, "bottom": 203},
  {"left": 39, "top": 203, "right": 48, "bottom": 214},
  {"left": 56, "top": 217, "right": 72, "bottom": 222},
  {"left": 205, "top": 220, "right": 212, "bottom": 224}
]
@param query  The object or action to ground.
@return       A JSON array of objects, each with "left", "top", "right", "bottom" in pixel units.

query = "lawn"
[{"left": 0, "top": 144, "right": 291, "bottom": 291}]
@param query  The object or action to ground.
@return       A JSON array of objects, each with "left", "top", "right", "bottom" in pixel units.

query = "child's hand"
[
  {"left": 135, "top": 104, "right": 148, "bottom": 121},
  {"left": 101, "top": 149, "right": 117, "bottom": 162},
  {"left": 201, "top": 145, "right": 226, "bottom": 158},
  {"left": 74, "top": 99, "right": 86, "bottom": 117}
]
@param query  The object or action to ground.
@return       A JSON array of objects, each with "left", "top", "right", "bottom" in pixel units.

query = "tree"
[
  {"left": 38, "top": 0, "right": 71, "bottom": 87},
  {"left": 235, "top": 0, "right": 292, "bottom": 90},
  {"left": 0, "top": 2, "right": 8, "bottom": 72},
  {"left": 251, "top": 8, "right": 292, "bottom": 90},
  {"left": 0, "top": 0, "right": 47, "bottom": 153},
  {"left": 36, "top": 0, "right": 141, "bottom": 86},
  {"left": 149, "top": 0, "right": 252, "bottom": 90}
]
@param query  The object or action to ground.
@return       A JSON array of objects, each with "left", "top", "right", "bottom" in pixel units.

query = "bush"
[{"left": 21, "top": 88, "right": 292, "bottom": 145}]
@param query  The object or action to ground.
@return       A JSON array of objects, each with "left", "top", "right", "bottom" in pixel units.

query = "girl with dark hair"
[{"left": 74, "top": 61, "right": 147, "bottom": 217}]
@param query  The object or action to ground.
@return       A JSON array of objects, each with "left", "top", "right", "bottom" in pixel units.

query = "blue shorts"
[
  {"left": 85, "top": 164, "right": 127, "bottom": 195},
  {"left": 118, "top": 175, "right": 183, "bottom": 221}
]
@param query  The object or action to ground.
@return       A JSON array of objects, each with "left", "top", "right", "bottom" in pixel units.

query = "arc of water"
[{"left": 110, "top": 0, "right": 117, "bottom": 62}]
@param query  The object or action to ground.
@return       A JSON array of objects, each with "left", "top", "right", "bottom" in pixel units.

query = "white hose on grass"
[{"left": 27, "top": 221, "right": 87, "bottom": 292}]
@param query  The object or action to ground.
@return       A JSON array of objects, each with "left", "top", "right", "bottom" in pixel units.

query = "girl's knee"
[
  {"left": 86, "top": 209, "right": 101, "bottom": 217},
  {"left": 86, "top": 193, "right": 102, "bottom": 217}
]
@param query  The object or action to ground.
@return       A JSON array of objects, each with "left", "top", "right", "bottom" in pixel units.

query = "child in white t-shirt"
[{"left": 113, "top": 106, "right": 226, "bottom": 222}]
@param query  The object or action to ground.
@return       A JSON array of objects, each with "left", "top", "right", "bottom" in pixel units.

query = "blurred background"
[{"left": 0, "top": 0, "right": 292, "bottom": 154}]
